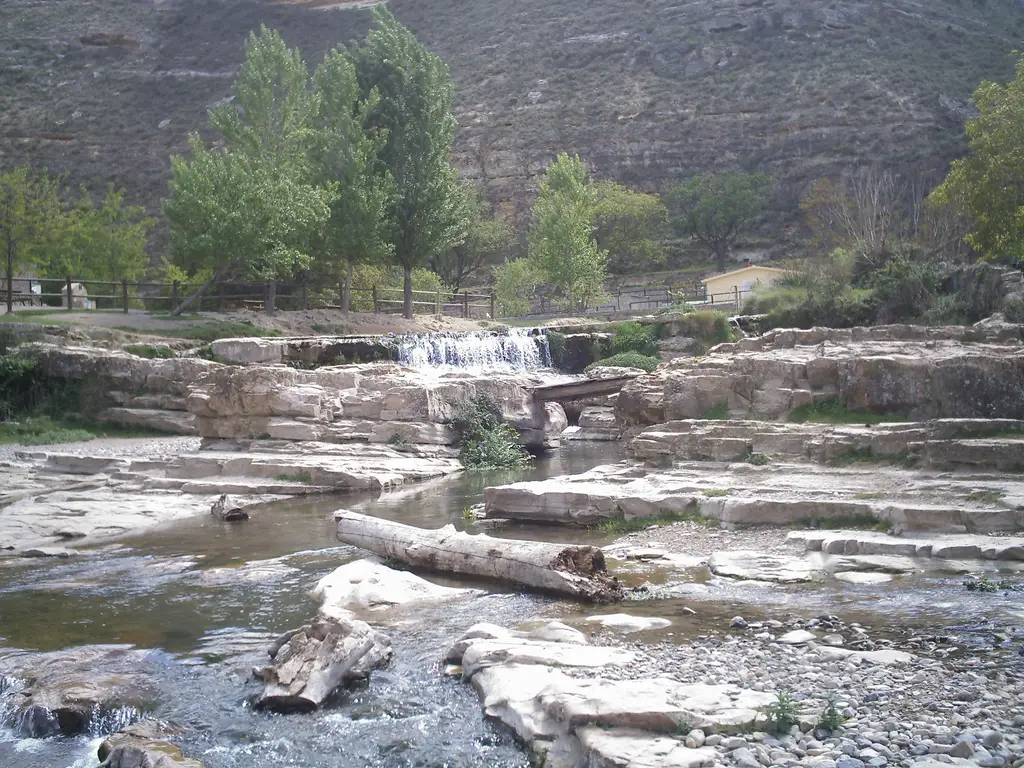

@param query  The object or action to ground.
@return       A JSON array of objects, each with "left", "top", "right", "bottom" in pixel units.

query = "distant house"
[{"left": 702, "top": 262, "right": 786, "bottom": 305}]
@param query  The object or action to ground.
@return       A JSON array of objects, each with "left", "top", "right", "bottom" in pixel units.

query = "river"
[{"left": 2, "top": 439, "right": 1022, "bottom": 767}]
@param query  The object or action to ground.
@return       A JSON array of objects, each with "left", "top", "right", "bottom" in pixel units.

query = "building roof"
[{"left": 701, "top": 264, "right": 787, "bottom": 284}]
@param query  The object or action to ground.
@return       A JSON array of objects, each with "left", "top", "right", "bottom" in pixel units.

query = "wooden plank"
[{"left": 531, "top": 375, "right": 638, "bottom": 402}]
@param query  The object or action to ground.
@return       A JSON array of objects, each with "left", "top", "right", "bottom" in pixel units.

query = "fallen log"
[{"left": 335, "top": 511, "right": 624, "bottom": 603}]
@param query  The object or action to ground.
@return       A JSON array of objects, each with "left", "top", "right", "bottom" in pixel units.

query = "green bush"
[
  {"left": 610, "top": 321, "right": 660, "bottom": 357},
  {"left": 585, "top": 352, "right": 660, "bottom": 372},
  {"left": 867, "top": 252, "right": 941, "bottom": 323},
  {"left": 450, "top": 394, "right": 531, "bottom": 469}
]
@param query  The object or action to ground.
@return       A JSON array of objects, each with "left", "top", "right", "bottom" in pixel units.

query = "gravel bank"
[{"left": 0, "top": 436, "right": 200, "bottom": 464}]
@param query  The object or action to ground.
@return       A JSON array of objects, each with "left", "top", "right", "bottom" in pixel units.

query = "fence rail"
[{"left": 1, "top": 277, "right": 749, "bottom": 319}]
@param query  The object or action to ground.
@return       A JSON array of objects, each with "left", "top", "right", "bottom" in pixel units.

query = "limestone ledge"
[
  {"left": 482, "top": 461, "right": 1024, "bottom": 534},
  {"left": 630, "top": 418, "right": 1024, "bottom": 470},
  {"left": 616, "top": 323, "right": 1024, "bottom": 428}
]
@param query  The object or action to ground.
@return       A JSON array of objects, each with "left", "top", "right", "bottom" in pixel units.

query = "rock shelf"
[
  {"left": 616, "top": 324, "right": 1024, "bottom": 428},
  {"left": 483, "top": 461, "right": 1024, "bottom": 534}
]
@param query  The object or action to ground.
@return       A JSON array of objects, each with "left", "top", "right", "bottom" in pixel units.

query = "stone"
[
  {"left": 710, "top": 551, "right": 823, "bottom": 583},
  {"left": 778, "top": 630, "right": 818, "bottom": 645},
  {"left": 584, "top": 613, "right": 672, "bottom": 632},
  {"left": 577, "top": 727, "right": 719, "bottom": 768},
  {"left": 98, "top": 722, "right": 205, "bottom": 768},
  {"left": 252, "top": 617, "right": 391, "bottom": 713},
  {"left": 210, "top": 494, "right": 248, "bottom": 521},
  {"left": 951, "top": 740, "right": 976, "bottom": 758},
  {"left": 731, "top": 616, "right": 749, "bottom": 629},
  {"left": 733, "top": 747, "right": 761, "bottom": 768},
  {"left": 312, "top": 559, "right": 475, "bottom": 617},
  {"left": 836, "top": 758, "right": 866, "bottom": 768},
  {"left": 20, "top": 546, "right": 76, "bottom": 558}
]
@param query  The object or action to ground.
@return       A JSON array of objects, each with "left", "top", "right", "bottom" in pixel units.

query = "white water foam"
[{"left": 391, "top": 329, "right": 550, "bottom": 372}]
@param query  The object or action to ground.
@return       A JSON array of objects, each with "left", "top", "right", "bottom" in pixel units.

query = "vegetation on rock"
[
  {"left": 450, "top": 394, "right": 530, "bottom": 469},
  {"left": 585, "top": 352, "right": 660, "bottom": 373}
]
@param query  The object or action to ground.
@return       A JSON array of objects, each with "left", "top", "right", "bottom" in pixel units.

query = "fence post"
[
  {"left": 372, "top": 285, "right": 379, "bottom": 314},
  {"left": 301, "top": 280, "right": 309, "bottom": 311},
  {"left": 462, "top": 291, "right": 469, "bottom": 318},
  {"left": 66, "top": 276, "right": 73, "bottom": 311},
  {"left": 265, "top": 280, "right": 276, "bottom": 314},
  {"left": 218, "top": 282, "right": 225, "bottom": 313},
  {"left": 733, "top": 285, "right": 739, "bottom": 307},
  {"left": 490, "top": 290, "right": 496, "bottom": 319},
  {"left": 435, "top": 290, "right": 441, "bottom": 317},
  {"left": 122, "top": 279, "right": 129, "bottom": 313},
  {"left": 172, "top": 281, "right": 179, "bottom": 313}
]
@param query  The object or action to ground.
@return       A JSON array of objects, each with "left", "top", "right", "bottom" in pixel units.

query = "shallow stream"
[{"left": 1, "top": 441, "right": 1022, "bottom": 767}]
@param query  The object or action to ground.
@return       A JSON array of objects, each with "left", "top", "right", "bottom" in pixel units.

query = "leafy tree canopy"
[
  {"left": 931, "top": 54, "right": 1024, "bottom": 264},
  {"left": 667, "top": 171, "right": 774, "bottom": 272},
  {"left": 592, "top": 180, "right": 669, "bottom": 275}
]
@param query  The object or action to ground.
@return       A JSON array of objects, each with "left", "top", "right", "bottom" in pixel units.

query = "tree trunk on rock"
[{"left": 335, "top": 511, "right": 624, "bottom": 603}]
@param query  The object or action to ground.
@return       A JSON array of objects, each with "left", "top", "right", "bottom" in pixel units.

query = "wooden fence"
[{"left": 4, "top": 277, "right": 745, "bottom": 318}]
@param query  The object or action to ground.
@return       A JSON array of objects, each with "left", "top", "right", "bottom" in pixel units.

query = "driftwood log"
[{"left": 335, "top": 511, "right": 623, "bottom": 603}]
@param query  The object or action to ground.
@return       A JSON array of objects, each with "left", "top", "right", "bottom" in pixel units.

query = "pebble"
[
  {"left": 688, "top": 729, "right": 707, "bottom": 748},
  {"left": 733, "top": 747, "right": 760, "bottom": 768},
  {"left": 836, "top": 757, "right": 865, "bottom": 768},
  {"left": 732, "top": 616, "right": 749, "bottom": 629},
  {"left": 951, "top": 740, "right": 976, "bottom": 758},
  {"left": 725, "top": 737, "right": 750, "bottom": 751},
  {"left": 706, "top": 734, "right": 723, "bottom": 747}
]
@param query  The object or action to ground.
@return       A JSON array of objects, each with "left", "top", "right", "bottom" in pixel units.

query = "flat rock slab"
[
  {"left": 792, "top": 530, "right": 1024, "bottom": 562},
  {"left": 815, "top": 647, "right": 916, "bottom": 665},
  {"left": 577, "top": 727, "right": 718, "bottom": 768},
  {"left": 313, "top": 558, "right": 476, "bottom": 618},
  {"left": 461, "top": 638, "right": 637, "bottom": 677},
  {"left": 834, "top": 571, "right": 894, "bottom": 584},
  {"left": 709, "top": 551, "right": 823, "bottom": 583},
  {"left": 584, "top": 613, "right": 672, "bottom": 632},
  {"left": 483, "top": 462, "right": 1024, "bottom": 533}
]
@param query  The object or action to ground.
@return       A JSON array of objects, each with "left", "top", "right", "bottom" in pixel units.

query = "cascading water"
[{"left": 390, "top": 328, "right": 551, "bottom": 372}]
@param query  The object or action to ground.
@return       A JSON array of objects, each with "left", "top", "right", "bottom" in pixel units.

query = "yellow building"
[{"left": 702, "top": 263, "right": 786, "bottom": 305}]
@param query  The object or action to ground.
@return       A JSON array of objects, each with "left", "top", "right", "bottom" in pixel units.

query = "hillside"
[{"left": 2, "top": 0, "right": 1022, "bottom": 253}]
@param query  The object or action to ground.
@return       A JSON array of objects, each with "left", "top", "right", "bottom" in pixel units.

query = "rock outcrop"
[
  {"left": 0, "top": 645, "right": 155, "bottom": 738},
  {"left": 98, "top": 722, "right": 205, "bottom": 768},
  {"left": 482, "top": 461, "right": 1024, "bottom": 533},
  {"left": 448, "top": 623, "right": 777, "bottom": 767},
  {"left": 616, "top": 325, "right": 1024, "bottom": 428},
  {"left": 251, "top": 617, "right": 392, "bottom": 713}
]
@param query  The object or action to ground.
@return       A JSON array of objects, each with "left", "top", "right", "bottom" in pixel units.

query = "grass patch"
[
  {"left": 114, "top": 320, "right": 281, "bottom": 343},
  {"left": 595, "top": 509, "right": 711, "bottom": 534},
  {"left": 274, "top": 470, "right": 314, "bottom": 484},
  {"left": 124, "top": 344, "right": 176, "bottom": 359},
  {"left": 853, "top": 492, "right": 886, "bottom": 500},
  {"left": 704, "top": 488, "right": 730, "bottom": 497},
  {"left": 967, "top": 490, "right": 1006, "bottom": 503},
  {"left": 788, "top": 397, "right": 907, "bottom": 425},
  {"left": 702, "top": 403, "right": 729, "bottom": 420},
  {"left": 585, "top": 352, "right": 660, "bottom": 373},
  {"left": 745, "top": 451, "right": 771, "bottom": 466},
  {"left": 0, "top": 417, "right": 167, "bottom": 445},
  {"left": 800, "top": 513, "right": 890, "bottom": 532},
  {"left": 829, "top": 446, "right": 915, "bottom": 467}
]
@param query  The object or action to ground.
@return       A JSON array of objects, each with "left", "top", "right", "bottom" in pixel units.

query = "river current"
[{"left": 2, "top": 440, "right": 1022, "bottom": 767}]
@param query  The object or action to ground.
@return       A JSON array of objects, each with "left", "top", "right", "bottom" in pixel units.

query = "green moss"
[
  {"left": 595, "top": 509, "right": 712, "bottom": 534},
  {"left": 702, "top": 403, "right": 730, "bottom": 420},
  {"left": 967, "top": 490, "right": 1006, "bottom": 503},
  {"left": 274, "top": 470, "right": 314, "bottom": 484},
  {"left": 585, "top": 352, "right": 660, "bottom": 372},
  {"left": 801, "top": 513, "right": 890, "bottom": 532},
  {"left": 788, "top": 397, "right": 907, "bottom": 425},
  {"left": 704, "top": 488, "right": 730, "bottom": 497},
  {"left": 124, "top": 344, "right": 175, "bottom": 359}
]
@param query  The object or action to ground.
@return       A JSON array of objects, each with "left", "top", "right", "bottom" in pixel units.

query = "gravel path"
[
  {"left": 0, "top": 436, "right": 200, "bottom": 463},
  {"left": 613, "top": 519, "right": 799, "bottom": 558}
]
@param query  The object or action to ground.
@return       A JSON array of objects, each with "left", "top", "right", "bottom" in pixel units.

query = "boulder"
[
  {"left": 312, "top": 558, "right": 475, "bottom": 617},
  {"left": 98, "top": 721, "right": 205, "bottom": 768},
  {"left": 252, "top": 617, "right": 391, "bottom": 713}
]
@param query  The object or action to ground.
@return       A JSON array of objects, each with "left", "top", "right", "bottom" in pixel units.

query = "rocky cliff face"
[{"left": 2, "top": 0, "right": 1021, "bottom": 239}]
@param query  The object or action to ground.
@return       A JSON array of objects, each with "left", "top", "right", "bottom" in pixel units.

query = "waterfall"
[{"left": 390, "top": 328, "right": 551, "bottom": 372}]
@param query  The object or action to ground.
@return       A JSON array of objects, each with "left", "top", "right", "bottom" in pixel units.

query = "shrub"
[
  {"left": 124, "top": 344, "right": 175, "bottom": 359},
  {"left": 610, "top": 321, "right": 660, "bottom": 357},
  {"left": 450, "top": 394, "right": 531, "bottom": 469},
  {"left": 867, "top": 251, "right": 941, "bottom": 323},
  {"left": 760, "top": 690, "right": 799, "bottom": 733},
  {"left": 585, "top": 352, "right": 660, "bottom": 372}
]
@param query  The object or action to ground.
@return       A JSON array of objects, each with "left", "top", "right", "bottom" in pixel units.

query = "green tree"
[
  {"left": 210, "top": 26, "right": 316, "bottom": 170},
  {"left": 527, "top": 153, "right": 607, "bottom": 313},
  {"left": 667, "top": 171, "right": 775, "bottom": 272},
  {"left": 430, "top": 182, "right": 517, "bottom": 292},
  {"left": 164, "top": 136, "right": 334, "bottom": 310},
  {"left": 164, "top": 27, "right": 333, "bottom": 314},
  {"left": 493, "top": 257, "right": 539, "bottom": 317},
  {"left": 350, "top": 7, "right": 470, "bottom": 318},
  {"left": 0, "top": 166, "right": 66, "bottom": 313},
  {"left": 592, "top": 180, "right": 669, "bottom": 275},
  {"left": 930, "top": 55, "right": 1024, "bottom": 263},
  {"left": 311, "top": 48, "right": 394, "bottom": 313},
  {"left": 58, "top": 184, "right": 151, "bottom": 284}
]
